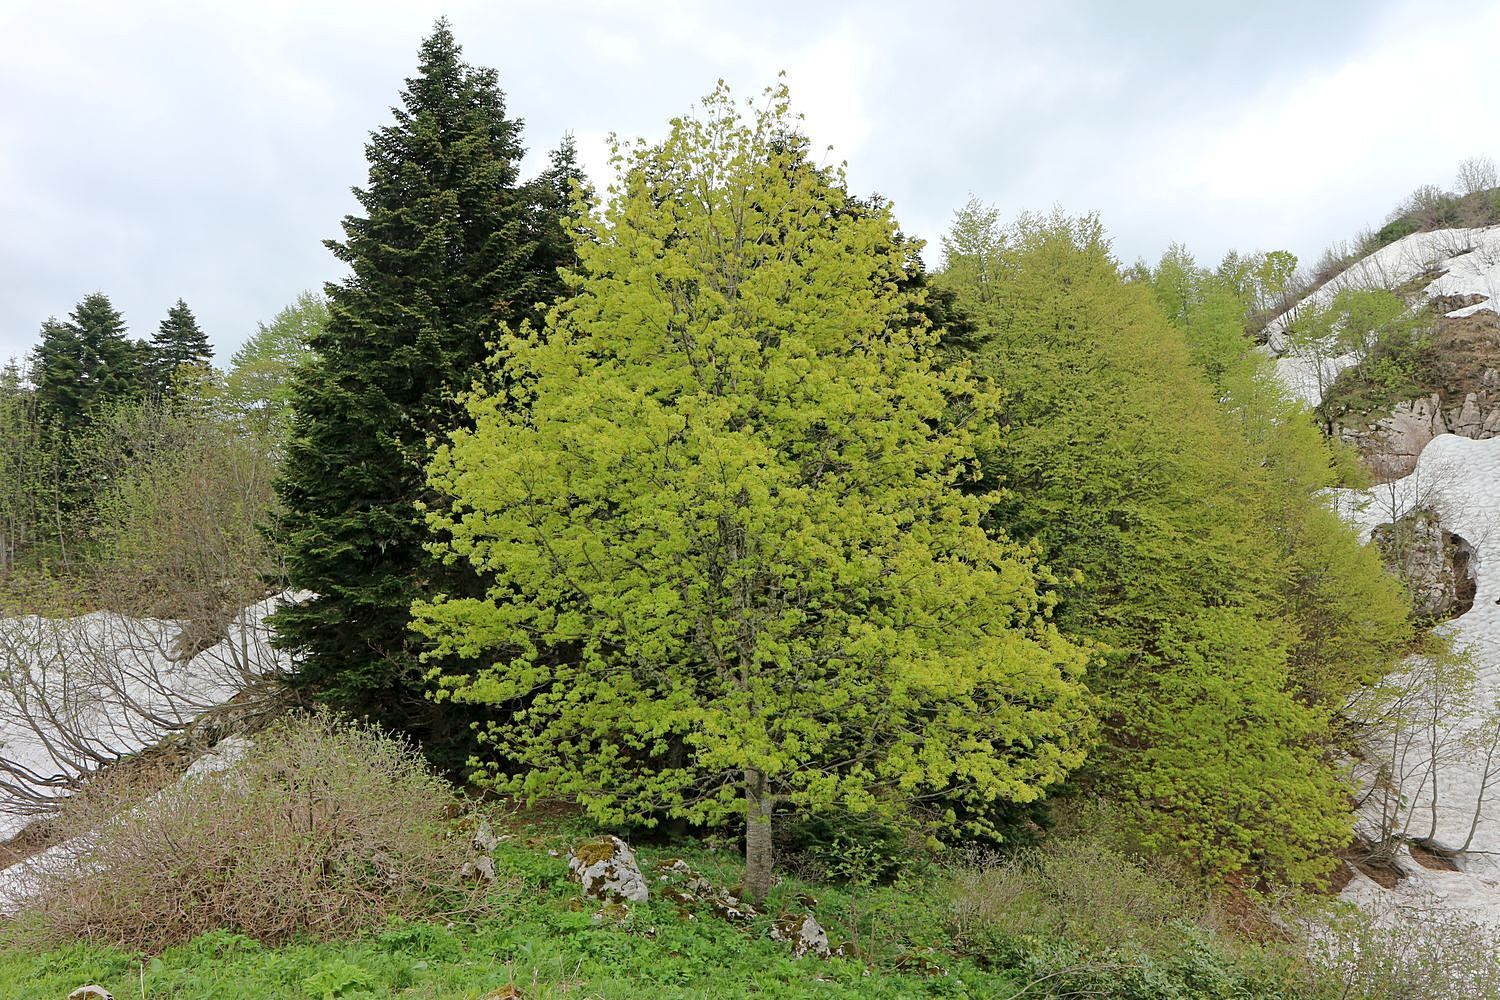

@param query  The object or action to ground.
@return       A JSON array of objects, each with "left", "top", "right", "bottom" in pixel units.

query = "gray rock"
[
  {"left": 771, "top": 911, "right": 831, "bottom": 958},
  {"left": 1345, "top": 394, "right": 1448, "bottom": 481},
  {"left": 68, "top": 988, "right": 114, "bottom": 1000},
  {"left": 1373, "top": 510, "right": 1476, "bottom": 620},
  {"left": 567, "top": 835, "right": 649, "bottom": 903},
  {"left": 1453, "top": 393, "right": 1485, "bottom": 437},
  {"left": 470, "top": 818, "right": 498, "bottom": 854}
]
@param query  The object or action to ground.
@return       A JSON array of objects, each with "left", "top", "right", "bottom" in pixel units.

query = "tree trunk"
[{"left": 743, "top": 765, "right": 774, "bottom": 904}]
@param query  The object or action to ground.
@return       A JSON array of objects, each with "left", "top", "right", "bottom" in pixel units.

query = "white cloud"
[{"left": 3, "top": 0, "right": 1500, "bottom": 359}]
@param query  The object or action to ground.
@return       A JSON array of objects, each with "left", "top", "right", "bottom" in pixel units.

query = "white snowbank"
[
  {"left": 0, "top": 594, "right": 298, "bottom": 842},
  {"left": 1261, "top": 224, "right": 1500, "bottom": 929},
  {"left": 1332, "top": 434, "right": 1500, "bottom": 926}
]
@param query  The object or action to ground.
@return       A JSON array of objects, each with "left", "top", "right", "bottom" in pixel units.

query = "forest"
[{"left": 1, "top": 18, "right": 1497, "bottom": 1000}]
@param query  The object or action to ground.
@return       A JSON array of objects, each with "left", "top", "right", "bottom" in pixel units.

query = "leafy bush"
[
  {"left": 1318, "top": 323, "right": 1436, "bottom": 426},
  {"left": 946, "top": 833, "right": 1315, "bottom": 997},
  {"left": 1376, "top": 216, "right": 1420, "bottom": 247},
  {"left": 13, "top": 714, "right": 487, "bottom": 949},
  {"left": 948, "top": 835, "right": 1207, "bottom": 957},
  {"left": 778, "top": 810, "right": 916, "bottom": 885}
]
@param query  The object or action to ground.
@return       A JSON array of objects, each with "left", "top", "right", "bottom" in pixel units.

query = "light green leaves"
[{"left": 415, "top": 84, "right": 1091, "bottom": 842}]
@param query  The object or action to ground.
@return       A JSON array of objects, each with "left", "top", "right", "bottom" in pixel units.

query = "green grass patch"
[{"left": 0, "top": 828, "right": 1341, "bottom": 999}]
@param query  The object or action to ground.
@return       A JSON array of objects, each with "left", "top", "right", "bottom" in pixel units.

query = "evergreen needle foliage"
[
  {"left": 148, "top": 298, "right": 213, "bottom": 394},
  {"left": 270, "top": 19, "right": 580, "bottom": 740},
  {"left": 414, "top": 83, "right": 1093, "bottom": 903}
]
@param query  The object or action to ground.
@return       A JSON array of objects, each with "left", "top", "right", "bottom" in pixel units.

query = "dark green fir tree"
[
  {"left": 148, "top": 298, "right": 212, "bottom": 392},
  {"left": 31, "top": 292, "right": 142, "bottom": 431},
  {"left": 270, "top": 19, "right": 576, "bottom": 742}
]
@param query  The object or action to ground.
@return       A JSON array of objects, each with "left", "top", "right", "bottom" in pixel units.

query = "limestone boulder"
[
  {"left": 567, "top": 835, "right": 648, "bottom": 903},
  {"left": 771, "top": 910, "right": 831, "bottom": 958}
]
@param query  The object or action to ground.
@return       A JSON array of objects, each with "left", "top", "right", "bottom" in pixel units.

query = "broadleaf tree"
[
  {"left": 937, "top": 207, "right": 1410, "bottom": 884},
  {"left": 413, "top": 85, "right": 1093, "bottom": 903}
]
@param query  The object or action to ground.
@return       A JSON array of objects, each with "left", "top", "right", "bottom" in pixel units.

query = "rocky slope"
[{"left": 1271, "top": 225, "right": 1500, "bottom": 927}]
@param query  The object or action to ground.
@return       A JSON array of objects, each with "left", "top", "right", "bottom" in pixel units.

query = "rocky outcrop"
[
  {"left": 1337, "top": 372, "right": 1500, "bottom": 481},
  {"left": 68, "top": 988, "right": 114, "bottom": 1000},
  {"left": 459, "top": 817, "right": 499, "bottom": 883},
  {"left": 770, "top": 910, "right": 831, "bottom": 958},
  {"left": 654, "top": 858, "right": 758, "bottom": 921},
  {"left": 567, "top": 835, "right": 648, "bottom": 903},
  {"left": 1371, "top": 510, "right": 1476, "bottom": 620}
]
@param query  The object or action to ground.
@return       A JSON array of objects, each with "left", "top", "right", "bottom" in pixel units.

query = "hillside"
[
  {"left": 3, "top": 20, "right": 1499, "bottom": 998},
  {"left": 1268, "top": 223, "right": 1500, "bottom": 929}
]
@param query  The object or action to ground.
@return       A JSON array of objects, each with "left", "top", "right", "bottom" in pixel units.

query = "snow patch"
[
  {"left": 0, "top": 594, "right": 300, "bottom": 841},
  {"left": 1333, "top": 434, "right": 1500, "bottom": 927}
]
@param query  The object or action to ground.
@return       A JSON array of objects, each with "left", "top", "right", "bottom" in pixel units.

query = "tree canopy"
[
  {"left": 270, "top": 19, "right": 577, "bottom": 739},
  {"left": 935, "top": 206, "right": 1411, "bottom": 883},
  {"left": 413, "top": 86, "right": 1092, "bottom": 902}
]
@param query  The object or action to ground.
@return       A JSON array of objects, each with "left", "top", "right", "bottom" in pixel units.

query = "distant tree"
[
  {"left": 29, "top": 318, "right": 85, "bottom": 429},
  {"left": 1456, "top": 155, "right": 1497, "bottom": 197},
  {"left": 0, "top": 361, "right": 66, "bottom": 573},
  {"left": 30, "top": 293, "right": 142, "bottom": 433},
  {"left": 270, "top": 20, "right": 577, "bottom": 736},
  {"left": 148, "top": 298, "right": 212, "bottom": 393},
  {"left": 225, "top": 292, "right": 325, "bottom": 441},
  {"left": 414, "top": 85, "right": 1091, "bottom": 904},
  {"left": 521, "top": 136, "right": 590, "bottom": 280}
]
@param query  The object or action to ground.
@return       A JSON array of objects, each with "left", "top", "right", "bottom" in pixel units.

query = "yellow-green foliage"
[
  {"left": 936, "top": 207, "right": 1410, "bottom": 884},
  {"left": 414, "top": 87, "right": 1091, "bottom": 852}
]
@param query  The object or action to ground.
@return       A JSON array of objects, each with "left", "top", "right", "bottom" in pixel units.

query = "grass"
[
  {"left": 0, "top": 833, "right": 1027, "bottom": 999},
  {"left": 0, "top": 804, "right": 1336, "bottom": 1000}
]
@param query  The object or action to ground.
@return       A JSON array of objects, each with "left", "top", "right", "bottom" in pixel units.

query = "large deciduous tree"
[
  {"left": 412, "top": 86, "right": 1092, "bottom": 903},
  {"left": 270, "top": 20, "right": 575, "bottom": 734},
  {"left": 937, "top": 206, "right": 1410, "bottom": 884}
]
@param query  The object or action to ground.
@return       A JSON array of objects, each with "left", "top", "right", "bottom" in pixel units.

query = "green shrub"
[
  {"left": 12, "top": 713, "right": 488, "bottom": 949},
  {"left": 778, "top": 810, "right": 916, "bottom": 885},
  {"left": 948, "top": 836, "right": 1207, "bottom": 958},
  {"left": 1376, "top": 216, "right": 1420, "bottom": 247}
]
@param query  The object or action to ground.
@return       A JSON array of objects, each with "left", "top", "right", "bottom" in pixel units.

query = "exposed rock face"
[
  {"left": 68, "top": 988, "right": 115, "bottom": 1000},
  {"left": 770, "top": 910, "right": 831, "bottom": 958},
  {"left": 567, "top": 835, "right": 648, "bottom": 903},
  {"left": 1371, "top": 510, "right": 1476, "bottom": 620},
  {"left": 1342, "top": 395, "right": 1449, "bottom": 481},
  {"left": 1338, "top": 378, "right": 1500, "bottom": 481}
]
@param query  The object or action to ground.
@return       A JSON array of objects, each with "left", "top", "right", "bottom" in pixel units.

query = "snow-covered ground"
[
  {"left": 1332, "top": 435, "right": 1500, "bottom": 925},
  {"left": 0, "top": 595, "right": 295, "bottom": 842},
  {"left": 1269, "top": 225, "right": 1500, "bottom": 926},
  {"left": 1269, "top": 226, "right": 1500, "bottom": 408},
  {"left": 0, "top": 735, "right": 254, "bottom": 914}
]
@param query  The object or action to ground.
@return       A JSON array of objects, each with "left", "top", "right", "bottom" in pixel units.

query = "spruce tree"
[
  {"left": 271, "top": 20, "right": 572, "bottom": 735},
  {"left": 30, "top": 317, "right": 85, "bottom": 429},
  {"left": 148, "top": 298, "right": 212, "bottom": 392},
  {"left": 31, "top": 293, "right": 141, "bottom": 432}
]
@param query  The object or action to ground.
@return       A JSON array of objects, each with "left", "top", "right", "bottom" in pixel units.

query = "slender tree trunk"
[{"left": 744, "top": 765, "right": 774, "bottom": 904}]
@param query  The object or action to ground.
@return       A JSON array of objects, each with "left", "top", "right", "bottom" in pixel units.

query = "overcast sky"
[{"left": 2, "top": 0, "right": 1498, "bottom": 362}]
